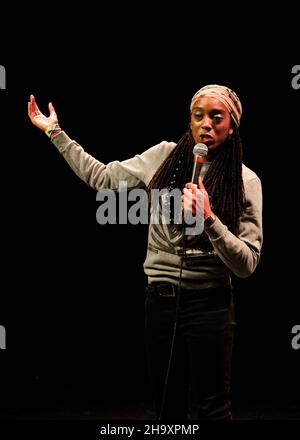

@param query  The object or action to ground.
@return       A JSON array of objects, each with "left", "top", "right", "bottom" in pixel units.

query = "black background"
[{"left": 0, "top": 7, "right": 299, "bottom": 426}]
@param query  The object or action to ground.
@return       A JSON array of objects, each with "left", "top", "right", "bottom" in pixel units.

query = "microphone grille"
[{"left": 193, "top": 143, "right": 208, "bottom": 157}]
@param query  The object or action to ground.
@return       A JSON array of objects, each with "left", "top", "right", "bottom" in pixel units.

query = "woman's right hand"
[{"left": 28, "top": 94, "right": 58, "bottom": 132}]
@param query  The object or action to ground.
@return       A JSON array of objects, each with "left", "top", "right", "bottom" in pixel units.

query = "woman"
[{"left": 28, "top": 84, "right": 263, "bottom": 419}]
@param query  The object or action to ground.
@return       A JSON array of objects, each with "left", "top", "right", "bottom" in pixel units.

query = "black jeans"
[{"left": 144, "top": 283, "right": 235, "bottom": 420}]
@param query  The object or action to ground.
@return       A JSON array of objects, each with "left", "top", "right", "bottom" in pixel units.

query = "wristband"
[
  {"left": 45, "top": 123, "right": 61, "bottom": 138},
  {"left": 204, "top": 213, "right": 216, "bottom": 228}
]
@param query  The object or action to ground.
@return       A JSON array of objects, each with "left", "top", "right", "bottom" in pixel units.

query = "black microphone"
[{"left": 191, "top": 143, "right": 208, "bottom": 185}]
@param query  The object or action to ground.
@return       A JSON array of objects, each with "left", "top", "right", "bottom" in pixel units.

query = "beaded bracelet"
[{"left": 45, "top": 123, "right": 61, "bottom": 138}]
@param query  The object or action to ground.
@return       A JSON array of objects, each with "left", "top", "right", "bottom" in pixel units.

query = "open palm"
[{"left": 28, "top": 94, "right": 58, "bottom": 131}]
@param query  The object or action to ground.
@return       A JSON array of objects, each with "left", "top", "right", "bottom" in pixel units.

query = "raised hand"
[{"left": 28, "top": 95, "right": 58, "bottom": 132}]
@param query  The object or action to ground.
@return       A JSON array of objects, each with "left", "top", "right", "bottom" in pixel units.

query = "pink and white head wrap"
[{"left": 190, "top": 84, "right": 242, "bottom": 127}]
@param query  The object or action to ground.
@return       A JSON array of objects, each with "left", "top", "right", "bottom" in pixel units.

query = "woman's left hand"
[{"left": 182, "top": 177, "right": 213, "bottom": 219}]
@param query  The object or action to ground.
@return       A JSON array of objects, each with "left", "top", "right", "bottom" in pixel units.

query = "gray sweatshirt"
[{"left": 52, "top": 132, "right": 263, "bottom": 290}]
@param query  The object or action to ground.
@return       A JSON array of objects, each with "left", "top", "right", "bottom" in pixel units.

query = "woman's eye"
[{"left": 195, "top": 112, "right": 203, "bottom": 118}]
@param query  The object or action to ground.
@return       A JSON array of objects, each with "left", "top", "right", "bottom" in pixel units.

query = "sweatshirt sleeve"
[
  {"left": 205, "top": 175, "right": 263, "bottom": 278},
  {"left": 51, "top": 131, "right": 176, "bottom": 190}
]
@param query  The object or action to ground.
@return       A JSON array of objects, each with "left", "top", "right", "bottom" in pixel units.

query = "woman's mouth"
[{"left": 200, "top": 134, "right": 213, "bottom": 140}]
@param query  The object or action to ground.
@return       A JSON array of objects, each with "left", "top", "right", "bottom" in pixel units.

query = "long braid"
[
  {"left": 204, "top": 129, "right": 245, "bottom": 233},
  {"left": 147, "top": 128, "right": 245, "bottom": 234},
  {"left": 147, "top": 130, "right": 195, "bottom": 193}
]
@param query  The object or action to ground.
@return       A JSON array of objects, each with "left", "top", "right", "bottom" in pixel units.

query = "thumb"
[
  {"left": 48, "top": 102, "right": 57, "bottom": 118},
  {"left": 198, "top": 177, "right": 205, "bottom": 190}
]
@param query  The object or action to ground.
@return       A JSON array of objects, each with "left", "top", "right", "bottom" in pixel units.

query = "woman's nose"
[{"left": 201, "top": 116, "right": 212, "bottom": 130}]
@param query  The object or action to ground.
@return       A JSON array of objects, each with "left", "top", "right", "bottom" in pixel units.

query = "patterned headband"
[{"left": 190, "top": 84, "right": 242, "bottom": 127}]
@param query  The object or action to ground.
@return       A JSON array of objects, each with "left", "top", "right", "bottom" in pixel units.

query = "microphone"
[{"left": 191, "top": 143, "right": 208, "bottom": 185}]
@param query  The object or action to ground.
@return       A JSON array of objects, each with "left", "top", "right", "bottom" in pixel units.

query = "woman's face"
[{"left": 190, "top": 96, "right": 233, "bottom": 152}]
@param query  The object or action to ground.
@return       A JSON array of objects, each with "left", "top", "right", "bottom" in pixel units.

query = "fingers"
[
  {"left": 27, "top": 100, "right": 31, "bottom": 118},
  {"left": 182, "top": 187, "right": 198, "bottom": 205},
  {"left": 182, "top": 188, "right": 192, "bottom": 206},
  {"left": 48, "top": 102, "right": 56, "bottom": 115},
  {"left": 49, "top": 102, "right": 59, "bottom": 124},
  {"left": 185, "top": 182, "right": 197, "bottom": 194},
  {"left": 30, "top": 95, "right": 36, "bottom": 113},
  {"left": 28, "top": 94, "right": 42, "bottom": 118},
  {"left": 28, "top": 95, "right": 37, "bottom": 120},
  {"left": 182, "top": 187, "right": 204, "bottom": 217},
  {"left": 186, "top": 180, "right": 206, "bottom": 193},
  {"left": 182, "top": 189, "right": 193, "bottom": 211},
  {"left": 28, "top": 95, "right": 33, "bottom": 118},
  {"left": 183, "top": 187, "right": 193, "bottom": 199}
]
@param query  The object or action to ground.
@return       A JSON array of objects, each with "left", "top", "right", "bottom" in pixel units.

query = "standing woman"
[{"left": 28, "top": 84, "right": 263, "bottom": 419}]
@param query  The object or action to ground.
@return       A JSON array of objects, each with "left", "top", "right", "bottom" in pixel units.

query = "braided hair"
[{"left": 147, "top": 127, "right": 245, "bottom": 234}]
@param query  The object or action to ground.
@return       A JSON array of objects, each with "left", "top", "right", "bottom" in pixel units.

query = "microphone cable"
[{"left": 158, "top": 223, "right": 187, "bottom": 420}]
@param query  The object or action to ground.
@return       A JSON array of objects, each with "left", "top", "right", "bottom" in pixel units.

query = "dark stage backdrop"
[{"left": 0, "top": 19, "right": 299, "bottom": 425}]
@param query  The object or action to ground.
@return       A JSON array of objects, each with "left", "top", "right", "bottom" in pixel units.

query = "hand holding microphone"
[
  {"left": 183, "top": 178, "right": 213, "bottom": 219},
  {"left": 182, "top": 143, "right": 216, "bottom": 227}
]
